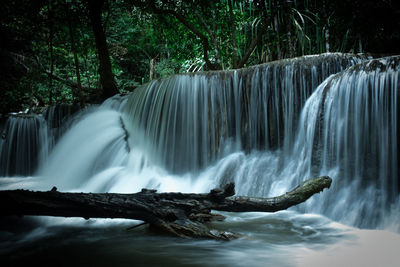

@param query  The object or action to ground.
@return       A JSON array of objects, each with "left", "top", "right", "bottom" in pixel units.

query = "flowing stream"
[{"left": 1, "top": 53, "right": 399, "bottom": 266}]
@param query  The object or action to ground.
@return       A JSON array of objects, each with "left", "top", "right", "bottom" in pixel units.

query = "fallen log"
[{"left": 0, "top": 176, "right": 332, "bottom": 240}]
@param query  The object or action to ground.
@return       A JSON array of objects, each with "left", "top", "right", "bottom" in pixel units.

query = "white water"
[
  {"left": 123, "top": 53, "right": 365, "bottom": 172},
  {"left": 33, "top": 55, "right": 399, "bottom": 230},
  {"left": 0, "top": 114, "right": 49, "bottom": 176},
  {"left": 1, "top": 54, "right": 399, "bottom": 266}
]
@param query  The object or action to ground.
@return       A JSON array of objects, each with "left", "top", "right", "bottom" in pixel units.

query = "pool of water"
[{"left": 1, "top": 210, "right": 399, "bottom": 267}]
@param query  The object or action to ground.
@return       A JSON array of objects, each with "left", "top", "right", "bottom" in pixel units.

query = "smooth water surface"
[{"left": 1, "top": 209, "right": 399, "bottom": 267}]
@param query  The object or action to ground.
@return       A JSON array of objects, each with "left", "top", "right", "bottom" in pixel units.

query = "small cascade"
[
  {"left": 294, "top": 56, "right": 400, "bottom": 228},
  {"left": 36, "top": 100, "right": 133, "bottom": 191},
  {"left": 123, "top": 53, "right": 365, "bottom": 173},
  {"left": 37, "top": 109, "right": 129, "bottom": 190},
  {"left": 0, "top": 114, "right": 49, "bottom": 176},
  {"left": 42, "top": 104, "right": 80, "bottom": 147},
  {"left": 0, "top": 104, "right": 81, "bottom": 177},
  {"left": 210, "top": 56, "right": 399, "bottom": 229},
  {"left": 101, "top": 94, "right": 128, "bottom": 111}
]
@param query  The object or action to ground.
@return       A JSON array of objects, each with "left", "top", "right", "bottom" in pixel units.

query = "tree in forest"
[
  {"left": 87, "top": 0, "right": 119, "bottom": 99},
  {"left": 0, "top": 0, "right": 399, "bottom": 114},
  {"left": 130, "top": 0, "right": 270, "bottom": 70},
  {"left": 128, "top": 0, "right": 336, "bottom": 70},
  {"left": 0, "top": 0, "right": 45, "bottom": 114},
  {"left": 0, "top": 0, "right": 121, "bottom": 113},
  {"left": 64, "top": 0, "right": 85, "bottom": 107}
]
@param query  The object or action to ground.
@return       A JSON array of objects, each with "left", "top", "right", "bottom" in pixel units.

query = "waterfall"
[
  {"left": 121, "top": 54, "right": 398, "bottom": 229},
  {"left": 210, "top": 56, "right": 399, "bottom": 229},
  {"left": 37, "top": 109, "right": 130, "bottom": 190},
  {"left": 0, "top": 104, "right": 81, "bottom": 177},
  {"left": 6, "top": 53, "right": 398, "bottom": 230},
  {"left": 0, "top": 114, "right": 49, "bottom": 176},
  {"left": 123, "top": 53, "right": 365, "bottom": 173},
  {"left": 294, "top": 56, "right": 400, "bottom": 228},
  {"left": 42, "top": 104, "right": 80, "bottom": 148},
  {"left": 101, "top": 94, "right": 128, "bottom": 111}
]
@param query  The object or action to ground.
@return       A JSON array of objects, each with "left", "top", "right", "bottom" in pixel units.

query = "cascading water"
[
  {"left": 0, "top": 114, "right": 49, "bottom": 176},
  {"left": 42, "top": 103, "right": 80, "bottom": 147},
  {"left": 295, "top": 57, "right": 399, "bottom": 228},
  {"left": 1, "top": 53, "right": 400, "bottom": 266},
  {"left": 123, "top": 53, "right": 365, "bottom": 173},
  {"left": 124, "top": 54, "right": 399, "bottom": 230},
  {"left": 2, "top": 53, "right": 398, "bottom": 230},
  {"left": 212, "top": 56, "right": 400, "bottom": 230},
  {"left": 101, "top": 94, "right": 128, "bottom": 111},
  {"left": 37, "top": 100, "right": 215, "bottom": 193},
  {"left": 32, "top": 53, "right": 363, "bottom": 188},
  {"left": 0, "top": 104, "right": 80, "bottom": 177}
]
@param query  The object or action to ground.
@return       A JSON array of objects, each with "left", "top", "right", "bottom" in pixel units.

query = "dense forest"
[{"left": 1, "top": 0, "right": 399, "bottom": 115}]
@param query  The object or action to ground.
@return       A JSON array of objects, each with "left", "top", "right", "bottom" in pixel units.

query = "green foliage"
[
  {"left": 0, "top": 0, "right": 398, "bottom": 114},
  {"left": 155, "top": 58, "right": 181, "bottom": 78}
]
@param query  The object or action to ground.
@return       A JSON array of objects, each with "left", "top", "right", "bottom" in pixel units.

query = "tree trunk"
[
  {"left": 228, "top": 0, "right": 238, "bottom": 68},
  {"left": 147, "top": 1, "right": 219, "bottom": 71},
  {"left": 65, "top": 0, "right": 85, "bottom": 107},
  {"left": 236, "top": 0, "right": 268, "bottom": 69},
  {"left": 48, "top": 0, "right": 54, "bottom": 105},
  {"left": 149, "top": 58, "right": 156, "bottom": 80},
  {"left": 83, "top": 56, "right": 91, "bottom": 88},
  {"left": 321, "top": 0, "right": 330, "bottom": 52},
  {"left": 0, "top": 176, "right": 332, "bottom": 240},
  {"left": 87, "top": 0, "right": 119, "bottom": 99}
]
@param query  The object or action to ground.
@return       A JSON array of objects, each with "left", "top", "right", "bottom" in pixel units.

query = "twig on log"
[{"left": 127, "top": 222, "right": 148, "bottom": 231}]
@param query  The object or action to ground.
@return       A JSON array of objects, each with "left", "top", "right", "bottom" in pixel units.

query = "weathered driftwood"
[{"left": 0, "top": 176, "right": 332, "bottom": 240}]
